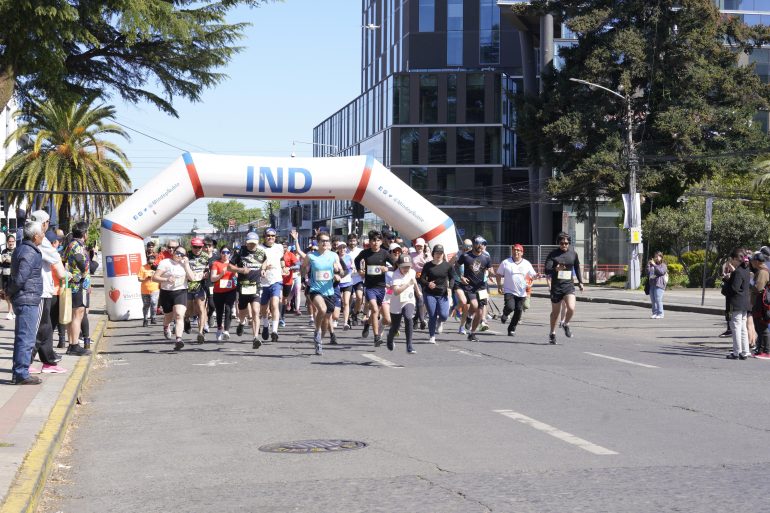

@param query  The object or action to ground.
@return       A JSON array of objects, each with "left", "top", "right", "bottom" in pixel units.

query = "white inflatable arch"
[{"left": 101, "top": 153, "right": 458, "bottom": 320}]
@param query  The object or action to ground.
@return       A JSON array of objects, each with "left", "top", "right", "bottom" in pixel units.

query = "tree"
[
  {"left": 1, "top": 98, "right": 131, "bottom": 232},
  {"left": 515, "top": 0, "right": 770, "bottom": 216},
  {"left": 0, "top": 0, "right": 274, "bottom": 116},
  {"left": 207, "top": 200, "right": 262, "bottom": 234}
]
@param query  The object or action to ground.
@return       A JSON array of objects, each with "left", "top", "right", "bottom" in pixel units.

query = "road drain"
[{"left": 259, "top": 439, "right": 367, "bottom": 454}]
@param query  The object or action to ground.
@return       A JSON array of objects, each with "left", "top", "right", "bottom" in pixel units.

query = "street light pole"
[{"left": 569, "top": 77, "right": 641, "bottom": 290}]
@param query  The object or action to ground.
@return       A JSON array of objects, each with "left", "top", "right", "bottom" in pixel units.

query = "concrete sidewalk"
[{"left": 0, "top": 277, "right": 107, "bottom": 513}]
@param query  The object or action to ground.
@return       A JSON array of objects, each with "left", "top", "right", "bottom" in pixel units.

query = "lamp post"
[{"left": 569, "top": 77, "right": 641, "bottom": 290}]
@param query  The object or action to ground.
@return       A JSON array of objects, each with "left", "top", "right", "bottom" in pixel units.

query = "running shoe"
[
  {"left": 314, "top": 332, "right": 322, "bottom": 355},
  {"left": 437, "top": 322, "right": 444, "bottom": 334},
  {"left": 464, "top": 319, "right": 472, "bottom": 331},
  {"left": 407, "top": 348, "right": 417, "bottom": 354},
  {"left": 163, "top": 326, "right": 172, "bottom": 340},
  {"left": 184, "top": 320, "right": 191, "bottom": 334},
  {"left": 458, "top": 326, "right": 466, "bottom": 335},
  {"left": 279, "top": 319, "right": 286, "bottom": 328},
  {"left": 718, "top": 330, "right": 732, "bottom": 338},
  {"left": 549, "top": 333, "right": 557, "bottom": 345},
  {"left": 196, "top": 333, "right": 205, "bottom": 344},
  {"left": 261, "top": 325, "right": 269, "bottom": 341},
  {"left": 343, "top": 323, "right": 351, "bottom": 331},
  {"left": 563, "top": 324, "right": 573, "bottom": 338},
  {"left": 429, "top": 336, "right": 436, "bottom": 344},
  {"left": 142, "top": 319, "right": 148, "bottom": 327},
  {"left": 479, "top": 322, "right": 489, "bottom": 332},
  {"left": 271, "top": 332, "right": 279, "bottom": 343},
  {"left": 508, "top": 328, "right": 516, "bottom": 336},
  {"left": 467, "top": 333, "right": 479, "bottom": 342},
  {"left": 739, "top": 353, "right": 748, "bottom": 360},
  {"left": 419, "top": 321, "right": 426, "bottom": 330},
  {"left": 66, "top": 344, "right": 91, "bottom": 356},
  {"left": 387, "top": 337, "right": 394, "bottom": 351},
  {"left": 216, "top": 330, "right": 223, "bottom": 342},
  {"left": 362, "top": 323, "right": 370, "bottom": 339},
  {"left": 253, "top": 337, "right": 261, "bottom": 349},
  {"left": 333, "top": 320, "right": 338, "bottom": 328},
  {"left": 223, "top": 331, "right": 230, "bottom": 341},
  {"left": 558, "top": 321, "right": 563, "bottom": 328},
  {"left": 374, "top": 335, "right": 383, "bottom": 347},
  {"left": 174, "top": 338, "right": 184, "bottom": 351},
  {"left": 236, "top": 323, "right": 245, "bottom": 337},
  {"left": 29, "top": 366, "right": 42, "bottom": 374},
  {"left": 330, "top": 333, "right": 338, "bottom": 345},
  {"left": 500, "top": 315, "right": 508, "bottom": 324},
  {"left": 5, "top": 311, "right": 15, "bottom": 320},
  {"left": 203, "top": 323, "right": 209, "bottom": 333},
  {"left": 13, "top": 376, "right": 41, "bottom": 385},
  {"left": 726, "top": 352, "right": 738, "bottom": 360},
  {"left": 42, "top": 364, "right": 67, "bottom": 374}
]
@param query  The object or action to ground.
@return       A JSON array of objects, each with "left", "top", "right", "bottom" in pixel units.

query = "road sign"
[{"left": 704, "top": 197, "right": 713, "bottom": 233}]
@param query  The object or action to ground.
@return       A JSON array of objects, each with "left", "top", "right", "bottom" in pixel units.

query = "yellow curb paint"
[{"left": 0, "top": 317, "right": 108, "bottom": 513}]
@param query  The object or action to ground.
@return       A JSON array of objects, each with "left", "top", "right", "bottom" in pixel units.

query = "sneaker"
[
  {"left": 53, "top": 353, "right": 62, "bottom": 363},
  {"left": 558, "top": 320, "right": 563, "bottom": 328},
  {"left": 757, "top": 353, "right": 770, "bottom": 359},
  {"left": 253, "top": 337, "right": 262, "bottom": 349},
  {"left": 467, "top": 333, "right": 479, "bottom": 342},
  {"left": 343, "top": 323, "right": 351, "bottom": 331},
  {"left": 271, "top": 332, "right": 279, "bottom": 343},
  {"left": 387, "top": 337, "right": 394, "bottom": 351},
  {"left": 718, "top": 330, "right": 733, "bottom": 338},
  {"left": 329, "top": 333, "right": 337, "bottom": 345},
  {"left": 464, "top": 319, "right": 472, "bottom": 331},
  {"left": 66, "top": 344, "right": 91, "bottom": 356},
  {"left": 57, "top": 340, "right": 66, "bottom": 349},
  {"left": 650, "top": 314, "right": 658, "bottom": 319},
  {"left": 549, "top": 333, "right": 557, "bottom": 345},
  {"left": 726, "top": 352, "right": 738, "bottom": 360},
  {"left": 419, "top": 321, "right": 426, "bottom": 330},
  {"left": 203, "top": 323, "right": 209, "bottom": 333},
  {"left": 508, "top": 328, "right": 516, "bottom": 336},
  {"left": 236, "top": 323, "right": 245, "bottom": 337},
  {"left": 142, "top": 318, "right": 149, "bottom": 327},
  {"left": 150, "top": 318, "right": 157, "bottom": 325},
  {"left": 500, "top": 315, "right": 508, "bottom": 324},
  {"left": 83, "top": 338, "right": 91, "bottom": 350},
  {"left": 163, "top": 326, "right": 172, "bottom": 340},
  {"left": 739, "top": 353, "right": 748, "bottom": 360},
  {"left": 362, "top": 323, "right": 370, "bottom": 339},
  {"left": 184, "top": 320, "right": 191, "bottom": 334},
  {"left": 314, "top": 332, "right": 323, "bottom": 355},
  {"left": 333, "top": 320, "right": 338, "bottom": 328},
  {"left": 429, "top": 336, "right": 436, "bottom": 344},
  {"left": 14, "top": 376, "right": 41, "bottom": 385},
  {"left": 437, "top": 322, "right": 444, "bottom": 334},
  {"left": 395, "top": 330, "right": 400, "bottom": 337},
  {"left": 563, "top": 324, "right": 573, "bottom": 338},
  {"left": 261, "top": 325, "right": 269, "bottom": 341},
  {"left": 216, "top": 330, "right": 223, "bottom": 342},
  {"left": 374, "top": 335, "right": 383, "bottom": 347},
  {"left": 279, "top": 319, "right": 286, "bottom": 328},
  {"left": 6, "top": 311, "right": 15, "bottom": 320},
  {"left": 42, "top": 364, "right": 67, "bottom": 374},
  {"left": 174, "top": 338, "right": 184, "bottom": 351},
  {"left": 479, "top": 322, "right": 489, "bottom": 332},
  {"left": 196, "top": 333, "right": 205, "bottom": 344},
  {"left": 307, "top": 318, "right": 314, "bottom": 325},
  {"left": 29, "top": 366, "right": 42, "bottom": 374},
  {"left": 458, "top": 326, "right": 466, "bottom": 335},
  {"left": 407, "top": 348, "right": 417, "bottom": 354},
  {"left": 223, "top": 331, "right": 230, "bottom": 341}
]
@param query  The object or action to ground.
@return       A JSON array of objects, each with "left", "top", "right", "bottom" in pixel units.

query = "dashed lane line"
[
  {"left": 584, "top": 352, "right": 659, "bottom": 369},
  {"left": 361, "top": 354, "right": 404, "bottom": 368},
  {"left": 494, "top": 409, "right": 619, "bottom": 455}
]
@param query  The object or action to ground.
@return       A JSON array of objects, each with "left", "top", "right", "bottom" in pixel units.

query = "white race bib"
[
  {"left": 399, "top": 288, "right": 415, "bottom": 302},
  {"left": 209, "top": 286, "right": 214, "bottom": 295},
  {"left": 1, "top": 268, "right": 9, "bottom": 276},
  {"left": 366, "top": 265, "right": 383, "bottom": 275},
  {"left": 241, "top": 284, "right": 257, "bottom": 295},
  {"left": 477, "top": 288, "right": 489, "bottom": 300},
  {"left": 219, "top": 279, "right": 233, "bottom": 289},
  {"left": 193, "top": 272, "right": 204, "bottom": 282},
  {"left": 174, "top": 276, "right": 186, "bottom": 288},
  {"left": 557, "top": 270, "right": 572, "bottom": 280},
  {"left": 315, "top": 270, "right": 333, "bottom": 282}
]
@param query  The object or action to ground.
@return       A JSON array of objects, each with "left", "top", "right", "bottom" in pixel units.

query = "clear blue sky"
[{"left": 112, "top": 1, "right": 361, "bottom": 233}]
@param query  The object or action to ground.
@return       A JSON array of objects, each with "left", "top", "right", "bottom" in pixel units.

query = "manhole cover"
[{"left": 259, "top": 439, "right": 368, "bottom": 454}]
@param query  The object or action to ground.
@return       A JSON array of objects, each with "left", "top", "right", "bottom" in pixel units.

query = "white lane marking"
[
  {"left": 494, "top": 409, "right": 618, "bottom": 455},
  {"left": 584, "top": 352, "right": 659, "bottom": 369},
  {"left": 193, "top": 359, "right": 238, "bottom": 367},
  {"left": 361, "top": 354, "right": 403, "bottom": 368},
  {"left": 448, "top": 348, "right": 483, "bottom": 358}
]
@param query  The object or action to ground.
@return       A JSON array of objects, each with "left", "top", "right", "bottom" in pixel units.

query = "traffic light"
[
  {"left": 351, "top": 201, "right": 365, "bottom": 219},
  {"left": 1, "top": 218, "right": 7, "bottom": 233},
  {"left": 291, "top": 205, "right": 303, "bottom": 227}
]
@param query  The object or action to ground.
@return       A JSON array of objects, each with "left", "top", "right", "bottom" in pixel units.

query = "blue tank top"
[{"left": 308, "top": 251, "right": 337, "bottom": 296}]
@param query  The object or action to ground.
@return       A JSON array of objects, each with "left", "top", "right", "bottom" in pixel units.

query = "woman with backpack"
[{"left": 750, "top": 252, "right": 770, "bottom": 358}]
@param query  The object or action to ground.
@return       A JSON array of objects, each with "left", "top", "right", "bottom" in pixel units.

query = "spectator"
[
  {"left": 725, "top": 248, "right": 751, "bottom": 359},
  {"left": 1, "top": 234, "right": 16, "bottom": 319},
  {"left": 648, "top": 251, "right": 668, "bottom": 319},
  {"left": 63, "top": 221, "right": 92, "bottom": 356},
  {"left": 750, "top": 252, "right": 770, "bottom": 358},
  {"left": 8, "top": 221, "right": 45, "bottom": 385}
]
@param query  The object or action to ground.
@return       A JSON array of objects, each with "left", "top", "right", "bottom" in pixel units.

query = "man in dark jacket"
[
  {"left": 726, "top": 248, "right": 751, "bottom": 360},
  {"left": 8, "top": 221, "right": 45, "bottom": 384}
]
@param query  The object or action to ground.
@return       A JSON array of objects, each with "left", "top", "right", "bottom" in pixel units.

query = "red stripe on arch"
[
  {"left": 353, "top": 155, "right": 374, "bottom": 203},
  {"left": 183, "top": 153, "right": 204, "bottom": 199},
  {"left": 101, "top": 220, "right": 143, "bottom": 240},
  {"left": 417, "top": 218, "right": 454, "bottom": 242}
]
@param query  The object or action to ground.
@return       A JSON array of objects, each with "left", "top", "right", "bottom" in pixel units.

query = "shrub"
[
  {"left": 667, "top": 262, "right": 684, "bottom": 275},
  {"left": 607, "top": 274, "right": 627, "bottom": 284},
  {"left": 681, "top": 250, "right": 705, "bottom": 270},
  {"left": 666, "top": 273, "right": 689, "bottom": 288}
]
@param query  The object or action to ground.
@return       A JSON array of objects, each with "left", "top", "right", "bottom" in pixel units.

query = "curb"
[
  {"left": 0, "top": 317, "right": 108, "bottom": 513},
  {"left": 530, "top": 292, "right": 723, "bottom": 316}
]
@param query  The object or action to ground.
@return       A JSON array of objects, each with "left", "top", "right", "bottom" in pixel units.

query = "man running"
[
  {"left": 544, "top": 232, "right": 584, "bottom": 344},
  {"left": 185, "top": 237, "right": 210, "bottom": 343},
  {"left": 454, "top": 236, "right": 493, "bottom": 342},
  {"left": 354, "top": 230, "right": 397, "bottom": 347},
  {"left": 496, "top": 244, "right": 537, "bottom": 336},
  {"left": 346, "top": 233, "right": 364, "bottom": 325},
  {"left": 230, "top": 232, "right": 266, "bottom": 348},
  {"left": 302, "top": 232, "right": 342, "bottom": 355},
  {"left": 258, "top": 228, "right": 287, "bottom": 343}
]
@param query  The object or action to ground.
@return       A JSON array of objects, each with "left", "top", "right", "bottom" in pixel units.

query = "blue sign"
[{"left": 246, "top": 166, "right": 312, "bottom": 194}]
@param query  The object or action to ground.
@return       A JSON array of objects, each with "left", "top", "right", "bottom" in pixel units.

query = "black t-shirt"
[
  {"left": 354, "top": 248, "right": 396, "bottom": 289},
  {"left": 457, "top": 251, "right": 493, "bottom": 290},
  {"left": 420, "top": 260, "right": 452, "bottom": 297},
  {"left": 231, "top": 247, "right": 266, "bottom": 291},
  {"left": 544, "top": 248, "right": 582, "bottom": 293}
]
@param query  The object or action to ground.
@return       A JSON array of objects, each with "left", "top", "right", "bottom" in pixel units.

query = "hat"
[
  {"left": 246, "top": 232, "right": 259, "bottom": 242},
  {"left": 473, "top": 236, "right": 487, "bottom": 245},
  {"left": 190, "top": 236, "right": 205, "bottom": 247},
  {"left": 389, "top": 243, "right": 402, "bottom": 251},
  {"left": 432, "top": 244, "right": 444, "bottom": 254},
  {"left": 45, "top": 230, "right": 60, "bottom": 244},
  {"left": 336, "top": 241, "right": 347, "bottom": 248},
  {"left": 754, "top": 252, "right": 766, "bottom": 262},
  {"left": 264, "top": 227, "right": 277, "bottom": 236},
  {"left": 512, "top": 243, "right": 524, "bottom": 252},
  {"left": 30, "top": 210, "right": 50, "bottom": 224},
  {"left": 397, "top": 255, "right": 412, "bottom": 267},
  {"left": 146, "top": 240, "right": 156, "bottom": 246},
  {"left": 414, "top": 237, "right": 426, "bottom": 246}
]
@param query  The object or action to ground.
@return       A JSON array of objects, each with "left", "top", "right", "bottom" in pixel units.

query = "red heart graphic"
[{"left": 109, "top": 288, "right": 121, "bottom": 302}]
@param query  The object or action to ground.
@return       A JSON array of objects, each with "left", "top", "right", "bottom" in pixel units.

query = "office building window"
[
  {"left": 447, "top": 0, "right": 463, "bottom": 66},
  {"left": 394, "top": 75, "right": 410, "bottom": 124},
  {"left": 447, "top": 74, "right": 458, "bottom": 123},
  {"left": 428, "top": 129, "right": 447, "bottom": 164},
  {"left": 484, "top": 127, "right": 500, "bottom": 164},
  {"left": 474, "top": 168, "right": 494, "bottom": 188},
  {"left": 410, "top": 167, "right": 428, "bottom": 190},
  {"left": 457, "top": 128, "right": 475, "bottom": 164},
  {"left": 420, "top": 74, "right": 438, "bottom": 123},
  {"left": 466, "top": 73, "right": 484, "bottom": 123},
  {"left": 437, "top": 168, "right": 456, "bottom": 190},
  {"left": 400, "top": 129, "right": 420, "bottom": 165},
  {"left": 419, "top": 0, "right": 435, "bottom": 32},
  {"left": 479, "top": 0, "right": 500, "bottom": 64}
]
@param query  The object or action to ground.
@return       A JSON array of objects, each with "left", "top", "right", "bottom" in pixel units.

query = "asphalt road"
[{"left": 41, "top": 298, "right": 770, "bottom": 512}]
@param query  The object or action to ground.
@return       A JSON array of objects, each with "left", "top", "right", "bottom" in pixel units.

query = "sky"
[{"left": 110, "top": 1, "right": 362, "bottom": 234}]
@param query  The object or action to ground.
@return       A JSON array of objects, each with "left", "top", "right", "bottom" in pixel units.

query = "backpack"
[{"left": 755, "top": 285, "right": 770, "bottom": 325}]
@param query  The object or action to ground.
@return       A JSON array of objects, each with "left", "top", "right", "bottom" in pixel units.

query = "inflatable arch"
[{"left": 101, "top": 153, "right": 459, "bottom": 320}]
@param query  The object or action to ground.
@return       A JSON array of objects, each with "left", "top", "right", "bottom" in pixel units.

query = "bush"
[
  {"left": 667, "top": 262, "right": 684, "bottom": 275},
  {"left": 607, "top": 274, "right": 627, "bottom": 284},
  {"left": 666, "top": 273, "right": 689, "bottom": 288},
  {"left": 681, "top": 250, "right": 706, "bottom": 269}
]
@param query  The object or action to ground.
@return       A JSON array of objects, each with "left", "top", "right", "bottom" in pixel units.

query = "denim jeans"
[
  {"left": 424, "top": 294, "right": 449, "bottom": 336},
  {"left": 12, "top": 302, "right": 42, "bottom": 381},
  {"left": 651, "top": 286, "right": 664, "bottom": 316}
]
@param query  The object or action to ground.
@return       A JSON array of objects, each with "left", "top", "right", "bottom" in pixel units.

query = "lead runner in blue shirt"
[{"left": 302, "top": 233, "right": 343, "bottom": 356}]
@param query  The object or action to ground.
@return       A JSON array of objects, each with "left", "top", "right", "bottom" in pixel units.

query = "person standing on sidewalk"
[
  {"left": 63, "top": 221, "right": 92, "bottom": 356},
  {"left": 750, "top": 252, "right": 770, "bottom": 358},
  {"left": 719, "top": 258, "right": 736, "bottom": 338},
  {"left": 0, "top": 234, "right": 15, "bottom": 320},
  {"left": 544, "top": 232, "right": 584, "bottom": 344},
  {"left": 648, "top": 251, "right": 668, "bottom": 319},
  {"left": 725, "top": 248, "right": 751, "bottom": 359},
  {"left": 496, "top": 244, "right": 538, "bottom": 336},
  {"left": 8, "top": 221, "right": 44, "bottom": 385}
]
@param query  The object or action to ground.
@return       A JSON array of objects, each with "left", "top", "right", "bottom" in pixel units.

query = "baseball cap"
[
  {"left": 397, "top": 255, "right": 412, "bottom": 267},
  {"left": 414, "top": 237, "right": 426, "bottom": 246},
  {"left": 246, "top": 232, "right": 259, "bottom": 242},
  {"left": 190, "top": 236, "right": 205, "bottom": 247},
  {"left": 30, "top": 210, "right": 50, "bottom": 224},
  {"left": 473, "top": 236, "right": 487, "bottom": 245},
  {"left": 336, "top": 241, "right": 347, "bottom": 248},
  {"left": 432, "top": 244, "right": 444, "bottom": 254},
  {"left": 264, "top": 227, "right": 277, "bottom": 236},
  {"left": 44, "top": 230, "right": 60, "bottom": 244},
  {"left": 389, "top": 243, "right": 402, "bottom": 251}
]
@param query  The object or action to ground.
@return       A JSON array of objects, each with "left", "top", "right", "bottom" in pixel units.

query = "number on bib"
[
  {"left": 399, "top": 288, "right": 415, "bottom": 302},
  {"left": 241, "top": 284, "right": 257, "bottom": 295},
  {"left": 219, "top": 279, "right": 233, "bottom": 289},
  {"left": 315, "top": 270, "right": 332, "bottom": 282},
  {"left": 366, "top": 265, "right": 382, "bottom": 275},
  {"left": 477, "top": 288, "right": 489, "bottom": 300},
  {"left": 557, "top": 270, "right": 572, "bottom": 280}
]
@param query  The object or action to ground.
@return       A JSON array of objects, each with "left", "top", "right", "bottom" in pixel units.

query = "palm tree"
[{"left": 1, "top": 98, "right": 131, "bottom": 231}]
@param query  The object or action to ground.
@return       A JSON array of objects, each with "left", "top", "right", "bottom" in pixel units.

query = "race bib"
[
  {"left": 219, "top": 279, "right": 233, "bottom": 289},
  {"left": 315, "top": 270, "right": 333, "bottom": 282},
  {"left": 1, "top": 268, "right": 9, "bottom": 276},
  {"left": 174, "top": 276, "right": 186, "bottom": 288},
  {"left": 557, "top": 270, "right": 572, "bottom": 280},
  {"left": 477, "top": 288, "right": 489, "bottom": 300},
  {"left": 399, "top": 288, "right": 415, "bottom": 302},
  {"left": 241, "top": 284, "right": 257, "bottom": 295},
  {"left": 193, "top": 272, "right": 204, "bottom": 282},
  {"left": 366, "top": 265, "right": 382, "bottom": 275},
  {"left": 209, "top": 286, "right": 214, "bottom": 295}
]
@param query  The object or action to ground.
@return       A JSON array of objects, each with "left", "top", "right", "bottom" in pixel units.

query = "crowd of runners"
[{"left": 141, "top": 227, "right": 586, "bottom": 355}]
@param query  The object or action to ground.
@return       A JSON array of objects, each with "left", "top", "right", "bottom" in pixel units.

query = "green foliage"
[
  {"left": 0, "top": 0, "right": 275, "bottom": 116},
  {"left": 86, "top": 219, "right": 101, "bottom": 248},
  {"left": 681, "top": 250, "right": 706, "bottom": 269},
  {"left": 0, "top": 98, "right": 131, "bottom": 232},
  {"left": 207, "top": 200, "right": 263, "bottom": 235},
  {"left": 606, "top": 274, "right": 627, "bottom": 283},
  {"left": 667, "top": 262, "right": 684, "bottom": 275},
  {"left": 667, "top": 273, "right": 690, "bottom": 288}
]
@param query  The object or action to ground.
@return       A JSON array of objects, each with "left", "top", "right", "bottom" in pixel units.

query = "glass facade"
[
  {"left": 448, "top": 0, "right": 464, "bottom": 66},
  {"left": 479, "top": 0, "right": 501, "bottom": 64},
  {"left": 419, "top": 0, "right": 435, "bottom": 32}
]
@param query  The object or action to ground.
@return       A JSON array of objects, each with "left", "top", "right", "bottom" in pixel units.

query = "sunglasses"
[
  {"left": 319, "top": 239, "right": 331, "bottom": 243},
  {"left": 221, "top": 250, "right": 231, "bottom": 254},
  {"left": 559, "top": 240, "right": 570, "bottom": 245},
  {"left": 265, "top": 234, "right": 276, "bottom": 238},
  {"left": 174, "top": 252, "right": 186, "bottom": 257}
]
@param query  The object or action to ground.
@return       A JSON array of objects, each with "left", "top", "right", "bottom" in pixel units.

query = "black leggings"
[
  {"left": 213, "top": 290, "right": 236, "bottom": 331},
  {"left": 387, "top": 303, "right": 415, "bottom": 346}
]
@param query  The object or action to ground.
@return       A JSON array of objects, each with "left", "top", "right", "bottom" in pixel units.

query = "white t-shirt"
[
  {"left": 347, "top": 247, "right": 363, "bottom": 285},
  {"left": 39, "top": 237, "right": 61, "bottom": 298},
  {"left": 389, "top": 268, "right": 417, "bottom": 311},
  {"left": 496, "top": 257, "right": 537, "bottom": 297},
  {"left": 156, "top": 258, "right": 187, "bottom": 291},
  {"left": 260, "top": 243, "right": 285, "bottom": 286}
]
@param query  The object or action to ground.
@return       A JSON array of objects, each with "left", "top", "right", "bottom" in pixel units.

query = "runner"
[
  {"left": 302, "top": 232, "right": 342, "bottom": 355},
  {"left": 184, "top": 237, "right": 210, "bottom": 343},
  {"left": 387, "top": 254, "right": 421, "bottom": 354},
  {"left": 230, "top": 232, "right": 266, "bottom": 348},
  {"left": 420, "top": 244, "right": 452, "bottom": 343},
  {"left": 346, "top": 233, "right": 364, "bottom": 325},
  {"left": 354, "top": 230, "right": 397, "bottom": 347},
  {"left": 409, "top": 238, "right": 429, "bottom": 330},
  {"left": 454, "top": 236, "right": 493, "bottom": 342},
  {"left": 336, "top": 241, "right": 354, "bottom": 330},
  {"left": 209, "top": 246, "right": 237, "bottom": 342},
  {"left": 281, "top": 236, "right": 300, "bottom": 326},
  {"left": 452, "top": 239, "right": 473, "bottom": 333},
  {"left": 152, "top": 245, "right": 197, "bottom": 350},
  {"left": 544, "top": 232, "right": 584, "bottom": 344},
  {"left": 259, "top": 227, "right": 287, "bottom": 343},
  {"left": 496, "top": 244, "right": 537, "bottom": 336},
  {"left": 138, "top": 253, "right": 159, "bottom": 326}
]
